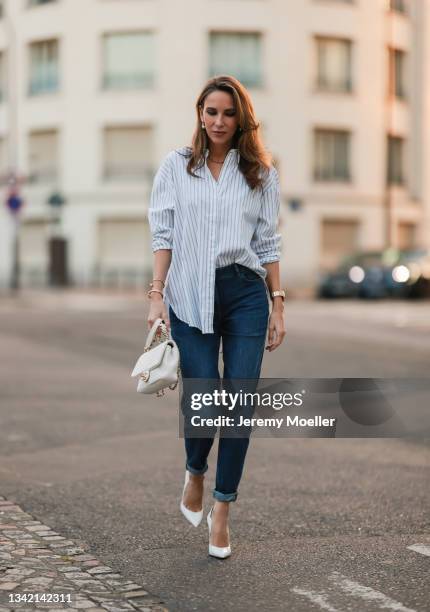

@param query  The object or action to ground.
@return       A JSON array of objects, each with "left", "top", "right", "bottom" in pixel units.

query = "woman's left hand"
[{"left": 265, "top": 308, "right": 286, "bottom": 351}]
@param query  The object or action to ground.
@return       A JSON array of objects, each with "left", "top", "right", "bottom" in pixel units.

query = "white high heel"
[
  {"left": 180, "top": 470, "right": 203, "bottom": 527},
  {"left": 207, "top": 506, "right": 231, "bottom": 559}
]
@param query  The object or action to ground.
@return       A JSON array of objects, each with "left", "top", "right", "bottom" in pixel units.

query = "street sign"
[
  {"left": 47, "top": 191, "right": 66, "bottom": 208},
  {"left": 6, "top": 191, "right": 24, "bottom": 215}
]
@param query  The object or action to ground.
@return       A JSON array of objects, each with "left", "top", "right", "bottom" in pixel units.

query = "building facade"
[{"left": 0, "top": 0, "right": 429, "bottom": 292}]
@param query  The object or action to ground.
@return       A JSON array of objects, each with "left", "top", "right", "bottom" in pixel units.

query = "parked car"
[
  {"left": 317, "top": 251, "right": 385, "bottom": 299},
  {"left": 393, "top": 249, "right": 430, "bottom": 298},
  {"left": 317, "top": 248, "right": 430, "bottom": 299}
]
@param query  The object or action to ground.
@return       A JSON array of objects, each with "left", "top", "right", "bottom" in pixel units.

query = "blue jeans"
[{"left": 169, "top": 262, "right": 270, "bottom": 502}]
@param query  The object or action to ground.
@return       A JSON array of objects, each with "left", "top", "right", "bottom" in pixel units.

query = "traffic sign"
[{"left": 6, "top": 191, "right": 24, "bottom": 214}]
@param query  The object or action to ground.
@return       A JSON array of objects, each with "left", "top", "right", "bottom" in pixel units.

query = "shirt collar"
[{"left": 204, "top": 148, "right": 239, "bottom": 163}]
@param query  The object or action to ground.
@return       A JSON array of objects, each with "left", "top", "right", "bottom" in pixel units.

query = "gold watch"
[{"left": 271, "top": 290, "right": 285, "bottom": 301}]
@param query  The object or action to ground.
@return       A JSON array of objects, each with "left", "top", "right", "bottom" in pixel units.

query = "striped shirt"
[{"left": 148, "top": 146, "right": 281, "bottom": 334}]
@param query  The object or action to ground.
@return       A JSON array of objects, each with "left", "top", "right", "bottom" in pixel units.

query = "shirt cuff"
[
  {"left": 259, "top": 254, "right": 280, "bottom": 265},
  {"left": 152, "top": 239, "right": 173, "bottom": 251}
]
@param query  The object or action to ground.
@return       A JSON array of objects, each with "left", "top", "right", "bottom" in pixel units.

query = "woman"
[{"left": 147, "top": 75, "right": 286, "bottom": 559}]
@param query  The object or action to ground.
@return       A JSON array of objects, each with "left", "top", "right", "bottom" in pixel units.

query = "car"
[
  {"left": 317, "top": 248, "right": 430, "bottom": 299},
  {"left": 391, "top": 249, "right": 430, "bottom": 298},
  {"left": 317, "top": 251, "right": 387, "bottom": 299}
]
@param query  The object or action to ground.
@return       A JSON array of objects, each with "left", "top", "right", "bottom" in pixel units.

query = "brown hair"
[{"left": 181, "top": 75, "right": 273, "bottom": 190}]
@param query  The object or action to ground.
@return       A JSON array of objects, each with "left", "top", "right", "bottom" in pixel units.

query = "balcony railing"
[
  {"left": 103, "top": 164, "right": 155, "bottom": 182},
  {"left": 102, "top": 72, "right": 155, "bottom": 90},
  {"left": 29, "top": 75, "right": 59, "bottom": 95},
  {"left": 208, "top": 67, "right": 263, "bottom": 89},
  {"left": 27, "top": 167, "right": 58, "bottom": 184},
  {"left": 316, "top": 76, "right": 352, "bottom": 93}
]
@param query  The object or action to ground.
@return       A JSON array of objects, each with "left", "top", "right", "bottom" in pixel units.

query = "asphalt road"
[{"left": 0, "top": 292, "right": 429, "bottom": 612}]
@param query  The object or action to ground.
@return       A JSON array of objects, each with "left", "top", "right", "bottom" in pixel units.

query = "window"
[
  {"left": 388, "top": 48, "right": 407, "bottom": 99},
  {"left": 320, "top": 219, "right": 359, "bottom": 270},
  {"left": 97, "top": 219, "right": 151, "bottom": 268},
  {"left": 28, "top": 130, "right": 59, "bottom": 183},
  {"left": 103, "top": 125, "right": 154, "bottom": 181},
  {"left": 102, "top": 32, "right": 155, "bottom": 90},
  {"left": 315, "top": 37, "right": 352, "bottom": 92},
  {"left": 29, "top": 40, "right": 59, "bottom": 95},
  {"left": 314, "top": 129, "right": 351, "bottom": 182},
  {"left": 20, "top": 219, "right": 50, "bottom": 287},
  {"left": 387, "top": 135, "right": 405, "bottom": 185},
  {"left": 209, "top": 32, "right": 263, "bottom": 88},
  {"left": 390, "top": 0, "right": 407, "bottom": 14}
]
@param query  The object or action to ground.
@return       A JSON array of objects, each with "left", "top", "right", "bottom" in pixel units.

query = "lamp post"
[
  {"left": 47, "top": 190, "right": 69, "bottom": 287},
  {"left": 5, "top": 174, "right": 25, "bottom": 292},
  {"left": 4, "top": 4, "right": 23, "bottom": 292}
]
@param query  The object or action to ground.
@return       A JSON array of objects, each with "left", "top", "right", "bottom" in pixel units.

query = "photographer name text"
[{"left": 191, "top": 415, "right": 336, "bottom": 428}]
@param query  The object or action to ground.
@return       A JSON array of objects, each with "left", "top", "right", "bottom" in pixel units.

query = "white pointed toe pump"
[
  {"left": 207, "top": 506, "right": 232, "bottom": 559},
  {"left": 180, "top": 470, "right": 203, "bottom": 527}
]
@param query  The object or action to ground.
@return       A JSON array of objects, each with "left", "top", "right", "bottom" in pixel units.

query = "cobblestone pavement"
[{"left": 0, "top": 497, "right": 168, "bottom": 612}]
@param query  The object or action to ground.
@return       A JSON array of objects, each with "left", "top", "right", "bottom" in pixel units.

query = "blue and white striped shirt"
[{"left": 148, "top": 146, "right": 281, "bottom": 334}]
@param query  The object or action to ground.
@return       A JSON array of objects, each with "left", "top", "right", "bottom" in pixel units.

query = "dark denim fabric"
[{"left": 169, "top": 263, "right": 269, "bottom": 502}]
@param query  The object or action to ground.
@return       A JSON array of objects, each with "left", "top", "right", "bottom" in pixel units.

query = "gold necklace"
[{"left": 208, "top": 156, "right": 226, "bottom": 164}]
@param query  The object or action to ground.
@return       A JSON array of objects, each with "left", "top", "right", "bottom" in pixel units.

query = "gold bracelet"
[
  {"left": 149, "top": 278, "right": 165, "bottom": 288},
  {"left": 147, "top": 289, "right": 164, "bottom": 299}
]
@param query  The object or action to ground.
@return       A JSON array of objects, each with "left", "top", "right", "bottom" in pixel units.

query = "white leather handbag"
[{"left": 131, "top": 318, "right": 180, "bottom": 397}]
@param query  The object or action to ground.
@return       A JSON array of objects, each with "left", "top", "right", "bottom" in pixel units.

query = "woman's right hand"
[{"left": 147, "top": 295, "right": 170, "bottom": 331}]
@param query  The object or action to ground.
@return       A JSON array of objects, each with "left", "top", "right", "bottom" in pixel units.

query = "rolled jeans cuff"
[
  {"left": 213, "top": 489, "right": 238, "bottom": 502},
  {"left": 186, "top": 461, "right": 208, "bottom": 475}
]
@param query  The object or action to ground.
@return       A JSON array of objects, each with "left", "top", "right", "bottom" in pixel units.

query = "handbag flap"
[{"left": 131, "top": 341, "right": 171, "bottom": 377}]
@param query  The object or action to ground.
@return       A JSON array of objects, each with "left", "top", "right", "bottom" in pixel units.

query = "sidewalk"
[
  {"left": 0, "top": 496, "right": 168, "bottom": 612},
  {"left": 0, "top": 289, "right": 148, "bottom": 313},
  {"left": 0, "top": 286, "right": 314, "bottom": 312}
]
